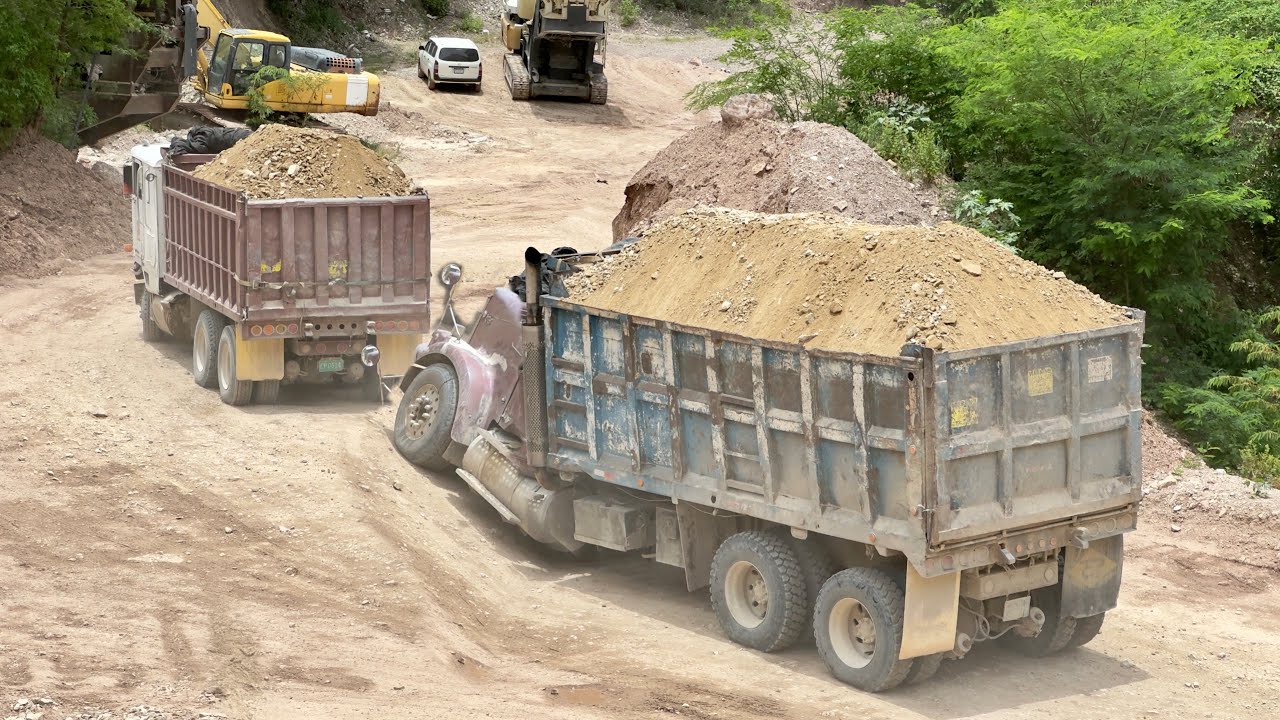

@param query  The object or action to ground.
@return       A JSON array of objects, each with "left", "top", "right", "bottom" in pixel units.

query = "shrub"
[
  {"left": 620, "top": 0, "right": 640, "bottom": 28},
  {"left": 422, "top": 0, "right": 450, "bottom": 17},
  {"left": 952, "top": 190, "right": 1020, "bottom": 251},
  {"left": 459, "top": 13, "right": 484, "bottom": 33}
]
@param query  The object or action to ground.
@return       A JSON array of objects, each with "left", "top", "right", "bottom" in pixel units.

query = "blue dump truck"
[{"left": 392, "top": 247, "right": 1145, "bottom": 692}]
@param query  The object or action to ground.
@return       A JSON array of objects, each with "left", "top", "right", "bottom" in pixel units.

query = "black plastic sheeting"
[{"left": 167, "top": 127, "right": 254, "bottom": 156}]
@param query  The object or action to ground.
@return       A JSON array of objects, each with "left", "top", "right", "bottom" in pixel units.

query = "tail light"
[
  {"left": 433, "top": 61, "right": 439, "bottom": 79},
  {"left": 478, "top": 64, "right": 483, "bottom": 80},
  {"left": 123, "top": 164, "right": 134, "bottom": 197}
]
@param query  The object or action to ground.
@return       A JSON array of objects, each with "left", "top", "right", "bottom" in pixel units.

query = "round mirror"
[{"left": 439, "top": 262, "right": 463, "bottom": 288}]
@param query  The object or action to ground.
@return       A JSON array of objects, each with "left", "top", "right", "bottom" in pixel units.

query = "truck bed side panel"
[
  {"left": 929, "top": 321, "right": 1143, "bottom": 545},
  {"left": 542, "top": 301, "right": 930, "bottom": 551},
  {"left": 162, "top": 165, "right": 430, "bottom": 322}
]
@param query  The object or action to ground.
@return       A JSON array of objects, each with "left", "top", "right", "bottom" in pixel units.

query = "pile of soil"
[
  {"left": 191, "top": 124, "right": 411, "bottom": 199},
  {"left": 0, "top": 132, "right": 131, "bottom": 280},
  {"left": 569, "top": 208, "right": 1130, "bottom": 355},
  {"left": 611, "top": 119, "right": 942, "bottom": 241}
]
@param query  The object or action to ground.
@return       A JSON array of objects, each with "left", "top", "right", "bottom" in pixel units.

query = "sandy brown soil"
[
  {"left": 3, "top": 37, "right": 1279, "bottom": 720},
  {"left": 569, "top": 209, "right": 1128, "bottom": 354},
  {"left": 191, "top": 125, "right": 412, "bottom": 199}
]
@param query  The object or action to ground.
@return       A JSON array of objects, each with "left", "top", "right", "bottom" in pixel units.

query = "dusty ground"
[{"left": 3, "top": 37, "right": 1280, "bottom": 720}]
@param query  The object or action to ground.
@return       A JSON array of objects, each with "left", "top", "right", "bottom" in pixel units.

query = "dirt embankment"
[
  {"left": 612, "top": 118, "right": 942, "bottom": 241},
  {"left": 0, "top": 132, "right": 131, "bottom": 280},
  {"left": 571, "top": 208, "right": 1129, "bottom": 355},
  {"left": 191, "top": 124, "right": 411, "bottom": 199}
]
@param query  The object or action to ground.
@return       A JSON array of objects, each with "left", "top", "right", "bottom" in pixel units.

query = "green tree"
[
  {"left": 0, "top": 0, "right": 139, "bottom": 147},
  {"left": 934, "top": 4, "right": 1270, "bottom": 323}
]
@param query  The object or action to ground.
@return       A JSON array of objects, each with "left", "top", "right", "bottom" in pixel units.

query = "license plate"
[
  {"left": 318, "top": 357, "right": 345, "bottom": 373},
  {"left": 452, "top": 66, "right": 465, "bottom": 73}
]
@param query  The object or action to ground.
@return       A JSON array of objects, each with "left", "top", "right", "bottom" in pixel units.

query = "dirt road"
[{"left": 3, "top": 39, "right": 1279, "bottom": 720}]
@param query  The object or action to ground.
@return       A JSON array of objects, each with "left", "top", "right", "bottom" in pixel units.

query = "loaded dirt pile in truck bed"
[
  {"left": 0, "top": 131, "right": 131, "bottom": 280},
  {"left": 192, "top": 124, "right": 411, "bottom": 199},
  {"left": 570, "top": 208, "right": 1129, "bottom": 355},
  {"left": 611, "top": 117, "right": 942, "bottom": 241}
]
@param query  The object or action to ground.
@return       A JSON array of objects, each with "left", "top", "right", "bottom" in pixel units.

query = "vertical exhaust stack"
[{"left": 522, "top": 247, "right": 548, "bottom": 469}]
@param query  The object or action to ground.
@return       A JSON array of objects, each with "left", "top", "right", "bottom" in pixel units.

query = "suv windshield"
[{"left": 439, "top": 47, "right": 479, "bottom": 62}]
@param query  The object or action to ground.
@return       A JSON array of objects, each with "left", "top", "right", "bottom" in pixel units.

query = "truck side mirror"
[
  {"left": 439, "top": 262, "right": 463, "bottom": 288},
  {"left": 122, "top": 164, "right": 134, "bottom": 197}
]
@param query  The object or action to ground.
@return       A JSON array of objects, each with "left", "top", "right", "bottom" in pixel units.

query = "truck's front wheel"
[
  {"left": 140, "top": 290, "right": 163, "bottom": 342},
  {"left": 217, "top": 325, "right": 254, "bottom": 406},
  {"left": 192, "top": 310, "right": 225, "bottom": 388},
  {"left": 709, "top": 530, "right": 808, "bottom": 653},
  {"left": 813, "top": 567, "right": 914, "bottom": 693},
  {"left": 393, "top": 363, "right": 457, "bottom": 471}
]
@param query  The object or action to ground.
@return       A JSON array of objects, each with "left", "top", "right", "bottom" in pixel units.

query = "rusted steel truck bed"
[
  {"left": 162, "top": 159, "right": 430, "bottom": 323},
  {"left": 541, "top": 298, "right": 1145, "bottom": 575}
]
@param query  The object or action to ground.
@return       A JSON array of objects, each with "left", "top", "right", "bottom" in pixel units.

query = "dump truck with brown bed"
[{"left": 123, "top": 142, "right": 430, "bottom": 405}]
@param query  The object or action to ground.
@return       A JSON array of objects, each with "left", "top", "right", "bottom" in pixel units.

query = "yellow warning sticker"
[
  {"left": 1028, "top": 367, "right": 1054, "bottom": 397},
  {"left": 260, "top": 259, "right": 282, "bottom": 273},
  {"left": 328, "top": 259, "right": 349, "bottom": 279},
  {"left": 951, "top": 397, "right": 979, "bottom": 430}
]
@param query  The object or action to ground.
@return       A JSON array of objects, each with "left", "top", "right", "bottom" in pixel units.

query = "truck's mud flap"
[
  {"left": 1061, "top": 534, "right": 1123, "bottom": 618},
  {"left": 235, "top": 336, "right": 284, "bottom": 381},
  {"left": 901, "top": 564, "right": 960, "bottom": 660}
]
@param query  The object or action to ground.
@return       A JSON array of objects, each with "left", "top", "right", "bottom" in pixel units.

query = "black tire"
[
  {"left": 192, "top": 310, "right": 225, "bottom": 388},
  {"left": 903, "top": 653, "right": 944, "bottom": 685},
  {"left": 140, "top": 289, "right": 164, "bottom": 342},
  {"left": 393, "top": 363, "right": 457, "bottom": 470},
  {"left": 813, "top": 567, "right": 914, "bottom": 693},
  {"left": 417, "top": 61, "right": 426, "bottom": 79},
  {"left": 709, "top": 530, "right": 807, "bottom": 653},
  {"left": 253, "top": 380, "right": 281, "bottom": 405},
  {"left": 216, "top": 325, "right": 254, "bottom": 406},
  {"left": 1005, "top": 583, "right": 1077, "bottom": 657},
  {"left": 784, "top": 533, "right": 835, "bottom": 629},
  {"left": 427, "top": 75, "right": 437, "bottom": 91},
  {"left": 1068, "top": 612, "right": 1106, "bottom": 649}
]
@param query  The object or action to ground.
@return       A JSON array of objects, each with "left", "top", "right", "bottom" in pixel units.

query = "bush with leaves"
[
  {"left": 1164, "top": 308, "right": 1280, "bottom": 484},
  {"left": 245, "top": 66, "right": 329, "bottom": 126},
  {"left": 953, "top": 190, "right": 1020, "bottom": 251},
  {"left": 0, "top": 0, "right": 140, "bottom": 148}
]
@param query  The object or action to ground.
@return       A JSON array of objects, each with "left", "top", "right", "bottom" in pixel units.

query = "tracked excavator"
[
  {"left": 500, "top": 0, "right": 609, "bottom": 104},
  {"left": 77, "top": 0, "right": 378, "bottom": 145}
]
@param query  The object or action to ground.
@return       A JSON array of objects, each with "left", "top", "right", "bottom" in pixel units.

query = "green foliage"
[
  {"left": 649, "top": 0, "right": 776, "bottom": 23},
  {"left": 421, "top": 0, "right": 451, "bottom": 18},
  {"left": 244, "top": 66, "right": 328, "bottom": 126},
  {"left": 459, "top": 12, "right": 484, "bottom": 34},
  {"left": 912, "top": 0, "right": 998, "bottom": 23},
  {"left": 935, "top": 4, "right": 1270, "bottom": 326},
  {"left": 619, "top": 0, "right": 641, "bottom": 28},
  {"left": 0, "top": 0, "right": 140, "bottom": 148},
  {"left": 687, "top": 13, "right": 839, "bottom": 122},
  {"left": 855, "top": 107, "right": 950, "bottom": 185},
  {"left": 953, "top": 190, "right": 1020, "bottom": 251},
  {"left": 267, "top": 0, "right": 345, "bottom": 43},
  {"left": 1164, "top": 308, "right": 1280, "bottom": 483}
]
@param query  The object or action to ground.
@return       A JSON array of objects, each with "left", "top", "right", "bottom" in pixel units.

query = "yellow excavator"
[{"left": 77, "top": 0, "right": 379, "bottom": 145}]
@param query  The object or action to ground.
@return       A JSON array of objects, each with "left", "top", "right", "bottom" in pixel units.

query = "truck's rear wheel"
[
  {"left": 1069, "top": 612, "right": 1106, "bottom": 648},
  {"left": 709, "top": 530, "right": 807, "bottom": 653},
  {"left": 903, "top": 653, "right": 944, "bottom": 685},
  {"left": 253, "top": 380, "right": 280, "bottom": 405},
  {"left": 192, "top": 310, "right": 225, "bottom": 388},
  {"left": 140, "top": 290, "right": 163, "bottom": 342},
  {"left": 813, "top": 567, "right": 914, "bottom": 693},
  {"left": 785, "top": 533, "right": 835, "bottom": 636},
  {"left": 216, "top": 325, "right": 254, "bottom": 406},
  {"left": 393, "top": 363, "right": 456, "bottom": 470}
]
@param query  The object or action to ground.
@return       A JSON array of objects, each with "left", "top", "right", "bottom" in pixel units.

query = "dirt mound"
[
  {"left": 0, "top": 132, "right": 131, "bottom": 280},
  {"left": 191, "top": 124, "right": 411, "bottom": 199},
  {"left": 570, "top": 208, "right": 1130, "bottom": 355},
  {"left": 611, "top": 119, "right": 941, "bottom": 241}
]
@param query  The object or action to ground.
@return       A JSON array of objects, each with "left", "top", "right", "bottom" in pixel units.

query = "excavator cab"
[{"left": 204, "top": 30, "right": 291, "bottom": 97}]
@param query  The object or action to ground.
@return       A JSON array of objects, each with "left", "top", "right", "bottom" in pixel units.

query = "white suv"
[{"left": 417, "top": 37, "right": 482, "bottom": 91}]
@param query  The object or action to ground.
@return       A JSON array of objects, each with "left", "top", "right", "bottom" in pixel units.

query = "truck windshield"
[{"left": 439, "top": 48, "right": 479, "bottom": 62}]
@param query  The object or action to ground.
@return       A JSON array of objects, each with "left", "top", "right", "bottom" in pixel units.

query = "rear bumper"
[{"left": 914, "top": 505, "right": 1137, "bottom": 578}]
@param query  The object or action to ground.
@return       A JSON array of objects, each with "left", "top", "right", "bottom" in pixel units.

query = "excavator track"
[
  {"left": 588, "top": 70, "right": 608, "bottom": 106},
  {"left": 505, "top": 54, "right": 531, "bottom": 101}
]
